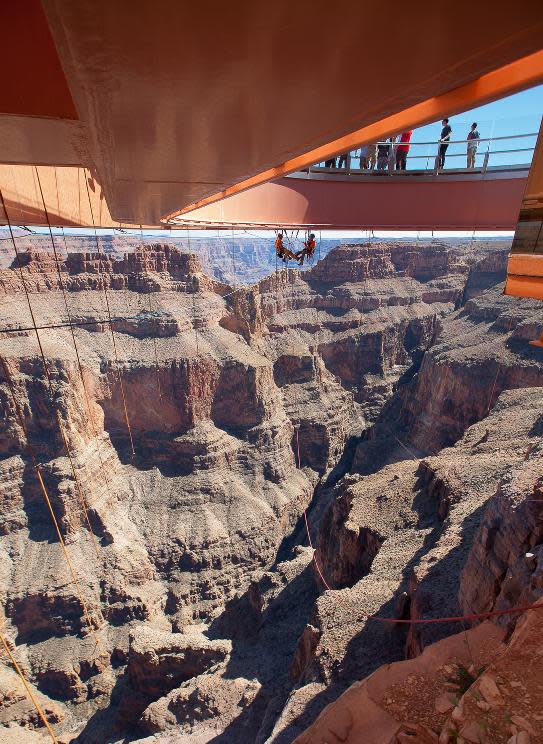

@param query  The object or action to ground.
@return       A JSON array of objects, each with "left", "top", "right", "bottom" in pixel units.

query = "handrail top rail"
[
  {"left": 314, "top": 148, "right": 534, "bottom": 163},
  {"left": 359, "top": 132, "right": 539, "bottom": 148}
]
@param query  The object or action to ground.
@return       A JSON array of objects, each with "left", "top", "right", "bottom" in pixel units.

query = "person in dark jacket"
[
  {"left": 377, "top": 139, "right": 392, "bottom": 171},
  {"left": 337, "top": 152, "right": 349, "bottom": 169},
  {"left": 438, "top": 118, "right": 452, "bottom": 169}
]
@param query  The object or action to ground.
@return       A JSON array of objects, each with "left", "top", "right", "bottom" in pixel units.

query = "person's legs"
[
  {"left": 337, "top": 154, "right": 347, "bottom": 169},
  {"left": 439, "top": 143, "right": 448, "bottom": 168},
  {"left": 360, "top": 156, "right": 368, "bottom": 169},
  {"left": 397, "top": 151, "right": 407, "bottom": 170},
  {"left": 467, "top": 149, "right": 475, "bottom": 168},
  {"left": 283, "top": 248, "right": 297, "bottom": 261}
]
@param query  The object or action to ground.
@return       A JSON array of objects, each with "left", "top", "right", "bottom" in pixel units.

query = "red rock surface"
[{"left": 0, "top": 239, "right": 541, "bottom": 742}]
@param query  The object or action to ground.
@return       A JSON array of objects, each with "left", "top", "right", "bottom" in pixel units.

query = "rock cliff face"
[
  {"left": 292, "top": 600, "right": 543, "bottom": 744},
  {"left": 0, "top": 228, "right": 348, "bottom": 284},
  {"left": 0, "top": 238, "right": 541, "bottom": 743}
]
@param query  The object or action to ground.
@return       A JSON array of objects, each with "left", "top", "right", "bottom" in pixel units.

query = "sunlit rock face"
[{"left": 1, "top": 239, "right": 542, "bottom": 743}]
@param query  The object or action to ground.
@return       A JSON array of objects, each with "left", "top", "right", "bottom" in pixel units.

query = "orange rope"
[
  {"left": 0, "top": 357, "right": 103, "bottom": 653},
  {"left": 303, "top": 484, "right": 543, "bottom": 624},
  {"left": 4, "top": 176, "right": 101, "bottom": 560},
  {"left": 290, "top": 232, "right": 533, "bottom": 628},
  {"left": 0, "top": 627, "right": 58, "bottom": 742},
  {"left": 35, "top": 467, "right": 102, "bottom": 649}
]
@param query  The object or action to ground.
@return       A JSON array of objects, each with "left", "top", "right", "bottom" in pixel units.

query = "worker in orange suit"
[
  {"left": 275, "top": 232, "right": 297, "bottom": 263},
  {"left": 296, "top": 233, "right": 316, "bottom": 265}
]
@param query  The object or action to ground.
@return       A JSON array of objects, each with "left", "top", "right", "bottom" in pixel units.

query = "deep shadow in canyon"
[{"left": 0, "top": 238, "right": 542, "bottom": 742}]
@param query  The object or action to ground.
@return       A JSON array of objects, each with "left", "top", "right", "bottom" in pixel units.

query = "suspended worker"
[
  {"left": 296, "top": 233, "right": 316, "bottom": 265},
  {"left": 275, "top": 232, "right": 297, "bottom": 263}
]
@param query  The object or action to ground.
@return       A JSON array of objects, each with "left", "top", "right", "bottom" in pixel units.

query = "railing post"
[{"left": 482, "top": 151, "right": 489, "bottom": 172}]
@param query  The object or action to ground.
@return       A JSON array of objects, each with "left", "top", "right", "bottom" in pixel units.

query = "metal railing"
[{"left": 308, "top": 132, "right": 538, "bottom": 176}]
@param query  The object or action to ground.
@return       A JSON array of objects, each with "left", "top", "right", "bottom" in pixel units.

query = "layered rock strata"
[{"left": 0, "top": 239, "right": 541, "bottom": 743}]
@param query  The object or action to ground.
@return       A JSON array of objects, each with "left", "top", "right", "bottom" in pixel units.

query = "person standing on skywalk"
[
  {"left": 438, "top": 118, "right": 452, "bottom": 169},
  {"left": 466, "top": 122, "right": 480, "bottom": 168}
]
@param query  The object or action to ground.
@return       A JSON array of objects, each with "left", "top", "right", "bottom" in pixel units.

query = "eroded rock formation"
[{"left": 0, "top": 239, "right": 541, "bottom": 743}]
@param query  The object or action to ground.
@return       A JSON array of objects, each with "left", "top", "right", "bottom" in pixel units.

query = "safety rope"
[
  {"left": 33, "top": 168, "right": 102, "bottom": 559},
  {"left": 0, "top": 626, "right": 58, "bottom": 742},
  {"left": 231, "top": 227, "right": 237, "bottom": 293},
  {"left": 140, "top": 226, "right": 163, "bottom": 401},
  {"left": 0, "top": 314, "right": 160, "bottom": 335},
  {"left": 0, "top": 357, "right": 103, "bottom": 651},
  {"left": 301, "top": 438, "right": 543, "bottom": 625},
  {"left": 63, "top": 224, "right": 119, "bottom": 444},
  {"left": 83, "top": 170, "right": 136, "bottom": 457},
  {"left": 293, "top": 229, "right": 539, "bottom": 628},
  {"left": 486, "top": 323, "right": 513, "bottom": 416},
  {"left": 186, "top": 227, "right": 200, "bottom": 356},
  {"left": 1, "top": 185, "right": 101, "bottom": 559}
]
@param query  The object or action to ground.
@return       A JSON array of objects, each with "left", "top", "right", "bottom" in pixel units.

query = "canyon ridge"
[{"left": 0, "top": 236, "right": 542, "bottom": 744}]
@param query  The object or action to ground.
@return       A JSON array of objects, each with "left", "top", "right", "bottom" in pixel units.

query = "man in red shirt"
[{"left": 395, "top": 130, "right": 413, "bottom": 170}]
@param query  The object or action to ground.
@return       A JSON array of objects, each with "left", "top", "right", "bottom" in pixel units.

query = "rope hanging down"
[
  {"left": 34, "top": 168, "right": 103, "bottom": 560},
  {"left": 83, "top": 170, "right": 136, "bottom": 457},
  {"left": 1, "top": 183, "right": 100, "bottom": 559},
  {"left": 0, "top": 183, "right": 103, "bottom": 650},
  {"left": 140, "top": 225, "right": 163, "bottom": 401},
  {"left": 186, "top": 227, "right": 200, "bottom": 356},
  {"left": 0, "top": 627, "right": 58, "bottom": 742},
  {"left": 0, "top": 357, "right": 103, "bottom": 652},
  {"left": 285, "top": 229, "right": 538, "bottom": 627}
]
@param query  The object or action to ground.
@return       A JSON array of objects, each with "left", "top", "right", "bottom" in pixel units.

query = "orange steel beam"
[
  {"left": 166, "top": 49, "right": 543, "bottom": 222},
  {"left": 505, "top": 274, "right": 543, "bottom": 300},
  {"left": 506, "top": 254, "right": 543, "bottom": 278},
  {"left": 505, "top": 255, "right": 543, "bottom": 301}
]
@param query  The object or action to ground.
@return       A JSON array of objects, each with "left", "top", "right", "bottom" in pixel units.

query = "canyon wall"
[{"left": 0, "top": 238, "right": 541, "bottom": 743}]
